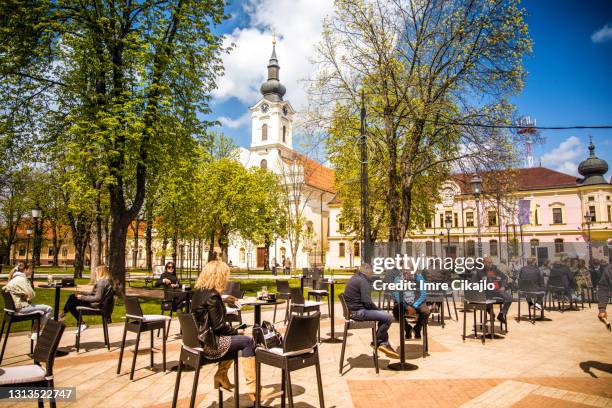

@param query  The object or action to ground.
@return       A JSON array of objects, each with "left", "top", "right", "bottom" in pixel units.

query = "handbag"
[{"left": 252, "top": 320, "right": 283, "bottom": 349}]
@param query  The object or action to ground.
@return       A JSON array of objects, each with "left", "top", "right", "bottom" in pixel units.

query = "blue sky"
[{"left": 208, "top": 0, "right": 612, "bottom": 179}]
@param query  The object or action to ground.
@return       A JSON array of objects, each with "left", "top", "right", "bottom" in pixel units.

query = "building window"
[
  {"left": 261, "top": 124, "right": 268, "bottom": 141},
  {"left": 48, "top": 247, "right": 55, "bottom": 257},
  {"left": 489, "top": 240, "right": 498, "bottom": 256},
  {"left": 552, "top": 208, "right": 563, "bottom": 224},
  {"left": 338, "top": 218, "right": 345, "bottom": 233},
  {"left": 530, "top": 239, "right": 539, "bottom": 256},
  {"left": 589, "top": 205, "right": 596, "bottom": 222},
  {"left": 425, "top": 241, "right": 433, "bottom": 256},
  {"left": 466, "top": 212, "right": 474, "bottom": 227},
  {"left": 18, "top": 246, "right": 26, "bottom": 256},
  {"left": 454, "top": 213, "right": 459, "bottom": 227},
  {"left": 588, "top": 196, "right": 595, "bottom": 201},
  {"left": 554, "top": 239, "right": 564, "bottom": 254},
  {"left": 534, "top": 208, "right": 540, "bottom": 225},
  {"left": 239, "top": 248, "right": 246, "bottom": 263},
  {"left": 466, "top": 240, "right": 476, "bottom": 257},
  {"left": 282, "top": 126, "right": 286, "bottom": 143},
  {"left": 425, "top": 217, "right": 432, "bottom": 229},
  {"left": 353, "top": 242, "right": 360, "bottom": 257},
  {"left": 260, "top": 159, "right": 267, "bottom": 170},
  {"left": 405, "top": 241, "right": 413, "bottom": 257},
  {"left": 487, "top": 210, "right": 497, "bottom": 226},
  {"left": 339, "top": 242, "right": 346, "bottom": 257},
  {"left": 608, "top": 205, "right": 611, "bottom": 222},
  {"left": 61, "top": 247, "right": 68, "bottom": 257},
  {"left": 439, "top": 213, "right": 444, "bottom": 228}
]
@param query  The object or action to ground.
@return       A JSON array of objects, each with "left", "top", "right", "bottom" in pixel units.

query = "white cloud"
[
  {"left": 214, "top": 0, "right": 334, "bottom": 111},
  {"left": 591, "top": 23, "right": 612, "bottom": 43},
  {"left": 540, "top": 136, "right": 583, "bottom": 176},
  {"left": 217, "top": 112, "right": 251, "bottom": 129}
]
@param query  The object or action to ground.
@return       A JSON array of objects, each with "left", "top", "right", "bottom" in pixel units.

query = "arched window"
[
  {"left": 262, "top": 124, "right": 268, "bottom": 141},
  {"left": 282, "top": 126, "right": 287, "bottom": 143},
  {"left": 353, "top": 242, "right": 360, "bottom": 257},
  {"left": 339, "top": 242, "right": 346, "bottom": 257},
  {"left": 260, "top": 159, "right": 267, "bottom": 170},
  {"left": 239, "top": 248, "right": 246, "bottom": 263}
]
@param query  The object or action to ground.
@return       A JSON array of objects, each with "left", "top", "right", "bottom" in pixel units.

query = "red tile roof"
[
  {"left": 453, "top": 167, "right": 578, "bottom": 194},
  {"left": 280, "top": 149, "right": 336, "bottom": 193}
]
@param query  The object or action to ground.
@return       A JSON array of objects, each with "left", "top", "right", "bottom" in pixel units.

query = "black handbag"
[{"left": 252, "top": 320, "right": 282, "bottom": 349}]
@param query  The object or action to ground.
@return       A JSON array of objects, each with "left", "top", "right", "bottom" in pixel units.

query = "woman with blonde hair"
[
  {"left": 193, "top": 260, "right": 272, "bottom": 401},
  {"left": 60, "top": 264, "right": 112, "bottom": 334}
]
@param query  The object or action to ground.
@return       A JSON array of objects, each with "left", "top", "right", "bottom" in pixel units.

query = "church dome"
[
  {"left": 260, "top": 42, "right": 286, "bottom": 102},
  {"left": 577, "top": 139, "right": 609, "bottom": 185}
]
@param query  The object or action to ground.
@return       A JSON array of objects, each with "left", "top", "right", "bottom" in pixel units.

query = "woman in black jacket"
[
  {"left": 193, "top": 260, "right": 272, "bottom": 401},
  {"left": 155, "top": 262, "right": 180, "bottom": 288}
]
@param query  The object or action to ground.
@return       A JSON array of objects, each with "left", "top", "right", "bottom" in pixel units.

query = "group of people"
[
  {"left": 2, "top": 262, "right": 113, "bottom": 338},
  {"left": 271, "top": 257, "right": 292, "bottom": 276}
]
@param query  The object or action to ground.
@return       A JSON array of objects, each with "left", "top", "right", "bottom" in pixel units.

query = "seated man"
[
  {"left": 550, "top": 257, "right": 577, "bottom": 301},
  {"left": 518, "top": 257, "right": 545, "bottom": 309},
  {"left": 392, "top": 268, "right": 429, "bottom": 339},
  {"left": 343, "top": 263, "right": 399, "bottom": 359},
  {"left": 4, "top": 262, "right": 53, "bottom": 340},
  {"left": 474, "top": 257, "right": 512, "bottom": 324}
]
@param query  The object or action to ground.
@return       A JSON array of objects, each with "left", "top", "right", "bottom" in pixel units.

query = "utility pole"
[{"left": 360, "top": 90, "right": 371, "bottom": 264}]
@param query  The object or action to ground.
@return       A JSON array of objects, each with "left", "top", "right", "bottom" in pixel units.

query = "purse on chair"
[{"left": 252, "top": 320, "right": 283, "bottom": 349}]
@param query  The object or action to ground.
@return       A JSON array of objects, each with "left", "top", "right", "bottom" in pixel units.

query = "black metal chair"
[
  {"left": 255, "top": 312, "right": 324, "bottom": 408},
  {"left": 275, "top": 280, "right": 292, "bottom": 324},
  {"left": 517, "top": 279, "right": 545, "bottom": 324},
  {"left": 338, "top": 294, "right": 378, "bottom": 375},
  {"left": 0, "top": 291, "right": 42, "bottom": 364},
  {"left": 172, "top": 313, "right": 239, "bottom": 408},
  {"left": 159, "top": 288, "right": 187, "bottom": 337},
  {"left": 0, "top": 319, "right": 65, "bottom": 408},
  {"left": 117, "top": 296, "right": 169, "bottom": 380},
  {"left": 289, "top": 288, "right": 322, "bottom": 342},
  {"left": 223, "top": 282, "right": 244, "bottom": 327},
  {"left": 462, "top": 290, "right": 497, "bottom": 344},
  {"left": 75, "top": 287, "right": 115, "bottom": 352},
  {"left": 546, "top": 275, "right": 570, "bottom": 312}
]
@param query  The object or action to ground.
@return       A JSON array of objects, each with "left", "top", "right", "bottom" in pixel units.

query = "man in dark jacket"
[
  {"left": 597, "top": 259, "right": 611, "bottom": 321},
  {"left": 549, "top": 258, "right": 576, "bottom": 300},
  {"left": 344, "top": 263, "right": 399, "bottom": 359},
  {"left": 518, "top": 257, "right": 545, "bottom": 309},
  {"left": 475, "top": 257, "right": 512, "bottom": 323}
]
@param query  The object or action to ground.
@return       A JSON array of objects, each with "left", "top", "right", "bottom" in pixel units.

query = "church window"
[
  {"left": 339, "top": 243, "right": 345, "bottom": 257},
  {"left": 260, "top": 159, "right": 267, "bottom": 170},
  {"left": 262, "top": 124, "right": 268, "bottom": 141},
  {"left": 282, "top": 126, "right": 287, "bottom": 143}
]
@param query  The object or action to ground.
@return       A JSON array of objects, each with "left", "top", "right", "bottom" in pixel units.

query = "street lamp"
[
  {"left": 470, "top": 174, "right": 483, "bottom": 257},
  {"left": 445, "top": 214, "right": 452, "bottom": 257},
  {"left": 585, "top": 210, "right": 593, "bottom": 267},
  {"left": 30, "top": 204, "right": 42, "bottom": 283}
]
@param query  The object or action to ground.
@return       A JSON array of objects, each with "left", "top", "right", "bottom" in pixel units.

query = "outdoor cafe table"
[
  {"left": 387, "top": 300, "right": 418, "bottom": 371},
  {"left": 38, "top": 283, "right": 63, "bottom": 321},
  {"left": 321, "top": 278, "right": 341, "bottom": 343},
  {"left": 240, "top": 298, "right": 284, "bottom": 326}
]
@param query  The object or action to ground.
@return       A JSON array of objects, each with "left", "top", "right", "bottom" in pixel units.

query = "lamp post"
[
  {"left": 313, "top": 242, "right": 318, "bottom": 267},
  {"left": 25, "top": 227, "right": 33, "bottom": 266},
  {"left": 445, "top": 214, "right": 452, "bottom": 257},
  {"left": 470, "top": 174, "right": 483, "bottom": 257},
  {"left": 585, "top": 211, "right": 593, "bottom": 267},
  {"left": 31, "top": 204, "right": 42, "bottom": 283}
]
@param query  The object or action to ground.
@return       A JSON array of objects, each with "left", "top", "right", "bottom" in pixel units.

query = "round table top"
[
  {"left": 240, "top": 298, "right": 284, "bottom": 306},
  {"left": 39, "top": 283, "right": 63, "bottom": 289}
]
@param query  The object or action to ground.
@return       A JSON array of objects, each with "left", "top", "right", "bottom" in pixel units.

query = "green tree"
[{"left": 1, "top": 1, "right": 228, "bottom": 292}]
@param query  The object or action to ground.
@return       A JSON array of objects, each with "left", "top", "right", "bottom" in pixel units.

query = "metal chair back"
[
  {"left": 124, "top": 296, "right": 144, "bottom": 317},
  {"left": 33, "top": 319, "right": 65, "bottom": 375},
  {"left": 290, "top": 287, "right": 306, "bottom": 304},
  {"left": 177, "top": 312, "right": 201, "bottom": 349},
  {"left": 283, "top": 312, "right": 320, "bottom": 353},
  {"left": 339, "top": 293, "right": 351, "bottom": 320},
  {"left": 276, "top": 279, "right": 290, "bottom": 294},
  {"left": 2, "top": 291, "right": 16, "bottom": 312},
  {"left": 464, "top": 289, "right": 487, "bottom": 303}
]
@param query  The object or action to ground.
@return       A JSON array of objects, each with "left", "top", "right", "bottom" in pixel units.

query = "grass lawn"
[{"left": 0, "top": 277, "right": 348, "bottom": 332}]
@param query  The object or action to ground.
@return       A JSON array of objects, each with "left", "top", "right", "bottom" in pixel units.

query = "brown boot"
[
  {"left": 241, "top": 356, "right": 277, "bottom": 402},
  {"left": 213, "top": 360, "right": 234, "bottom": 391}
]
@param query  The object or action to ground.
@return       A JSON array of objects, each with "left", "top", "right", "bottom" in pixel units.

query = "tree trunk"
[
  {"left": 72, "top": 227, "right": 89, "bottom": 279},
  {"left": 50, "top": 220, "right": 61, "bottom": 267},
  {"left": 108, "top": 212, "right": 130, "bottom": 294},
  {"left": 145, "top": 208, "right": 153, "bottom": 271},
  {"left": 161, "top": 237, "right": 168, "bottom": 265},
  {"left": 171, "top": 231, "right": 178, "bottom": 266},
  {"left": 90, "top": 215, "right": 102, "bottom": 283},
  {"left": 264, "top": 237, "right": 271, "bottom": 270},
  {"left": 131, "top": 220, "right": 139, "bottom": 268},
  {"left": 208, "top": 231, "right": 215, "bottom": 262}
]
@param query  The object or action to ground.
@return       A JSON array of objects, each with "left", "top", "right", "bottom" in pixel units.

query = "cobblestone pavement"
[{"left": 1, "top": 300, "right": 611, "bottom": 407}]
